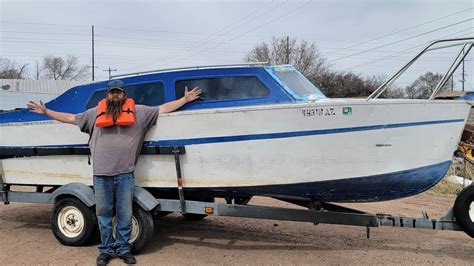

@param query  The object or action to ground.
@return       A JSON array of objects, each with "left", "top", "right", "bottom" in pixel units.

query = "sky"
[{"left": 1, "top": 0, "right": 473, "bottom": 89}]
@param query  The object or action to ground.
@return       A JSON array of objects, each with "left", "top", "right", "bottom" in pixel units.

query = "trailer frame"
[{"left": 0, "top": 145, "right": 469, "bottom": 251}]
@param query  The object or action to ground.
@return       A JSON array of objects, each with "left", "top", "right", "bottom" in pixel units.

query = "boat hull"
[{"left": 0, "top": 99, "right": 469, "bottom": 202}]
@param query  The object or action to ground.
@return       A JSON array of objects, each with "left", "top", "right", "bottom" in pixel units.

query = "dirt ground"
[{"left": 0, "top": 192, "right": 473, "bottom": 265}]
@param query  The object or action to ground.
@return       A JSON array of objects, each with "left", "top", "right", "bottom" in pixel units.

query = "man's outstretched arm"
[
  {"left": 27, "top": 101, "right": 77, "bottom": 125},
  {"left": 159, "top": 86, "right": 202, "bottom": 114}
]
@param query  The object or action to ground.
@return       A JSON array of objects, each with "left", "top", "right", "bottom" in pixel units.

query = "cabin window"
[
  {"left": 86, "top": 82, "right": 165, "bottom": 109},
  {"left": 175, "top": 76, "right": 269, "bottom": 102}
]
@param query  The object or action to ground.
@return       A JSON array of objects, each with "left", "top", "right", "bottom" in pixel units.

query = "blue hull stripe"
[
  {"left": 150, "top": 118, "right": 465, "bottom": 146},
  {"left": 182, "top": 160, "right": 452, "bottom": 202}
]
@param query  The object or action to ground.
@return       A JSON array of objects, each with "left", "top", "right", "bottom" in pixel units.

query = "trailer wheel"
[
  {"left": 51, "top": 197, "right": 98, "bottom": 246},
  {"left": 113, "top": 205, "right": 154, "bottom": 254},
  {"left": 454, "top": 185, "right": 474, "bottom": 237}
]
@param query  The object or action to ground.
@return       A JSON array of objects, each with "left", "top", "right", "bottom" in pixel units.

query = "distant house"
[{"left": 0, "top": 79, "right": 87, "bottom": 112}]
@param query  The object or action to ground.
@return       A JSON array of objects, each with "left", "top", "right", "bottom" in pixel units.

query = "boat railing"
[
  {"left": 366, "top": 37, "right": 474, "bottom": 101},
  {"left": 110, "top": 62, "right": 269, "bottom": 79}
]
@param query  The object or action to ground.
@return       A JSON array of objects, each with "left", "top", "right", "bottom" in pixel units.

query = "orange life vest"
[{"left": 95, "top": 98, "right": 136, "bottom": 127}]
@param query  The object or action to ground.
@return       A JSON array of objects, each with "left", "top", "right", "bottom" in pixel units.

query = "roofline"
[{"left": 110, "top": 62, "right": 270, "bottom": 79}]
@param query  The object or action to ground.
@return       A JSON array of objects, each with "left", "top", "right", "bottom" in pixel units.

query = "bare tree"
[
  {"left": 244, "top": 37, "right": 392, "bottom": 98},
  {"left": 404, "top": 72, "right": 448, "bottom": 99},
  {"left": 41, "top": 55, "right": 89, "bottom": 80},
  {"left": 244, "top": 37, "right": 328, "bottom": 78},
  {"left": 0, "top": 58, "right": 28, "bottom": 79},
  {"left": 381, "top": 86, "right": 405, "bottom": 98},
  {"left": 315, "top": 71, "right": 385, "bottom": 98},
  {"left": 364, "top": 74, "right": 406, "bottom": 99}
]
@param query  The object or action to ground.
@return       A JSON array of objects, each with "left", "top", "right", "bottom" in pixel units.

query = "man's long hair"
[{"left": 106, "top": 95, "right": 127, "bottom": 121}]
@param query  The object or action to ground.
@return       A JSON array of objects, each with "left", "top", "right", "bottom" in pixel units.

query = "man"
[{"left": 27, "top": 80, "right": 201, "bottom": 265}]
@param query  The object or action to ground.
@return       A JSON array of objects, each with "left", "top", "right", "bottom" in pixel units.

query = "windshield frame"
[{"left": 265, "top": 65, "right": 327, "bottom": 101}]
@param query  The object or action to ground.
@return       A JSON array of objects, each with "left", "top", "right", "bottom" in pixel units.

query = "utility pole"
[
  {"left": 286, "top": 36, "right": 290, "bottom": 64},
  {"left": 103, "top": 67, "right": 117, "bottom": 80},
  {"left": 461, "top": 47, "right": 466, "bottom": 92},
  {"left": 451, "top": 74, "right": 454, "bottom": 91},
  {"left": 92, "top": 25, "right": 95, "bottom": 81}
]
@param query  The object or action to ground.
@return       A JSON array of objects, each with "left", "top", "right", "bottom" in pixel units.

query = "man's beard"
[{"left": 106, "top": 97, "right": 127, "bottom": 121}]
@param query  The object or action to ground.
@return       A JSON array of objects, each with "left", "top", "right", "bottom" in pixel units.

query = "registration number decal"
[{"left": 301, "top": 108, "right": 335, "bottom": 117}]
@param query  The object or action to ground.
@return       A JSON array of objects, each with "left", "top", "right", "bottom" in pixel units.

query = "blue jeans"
[{"left": 94, "top": 172, "right": 134, "bottom": 255}]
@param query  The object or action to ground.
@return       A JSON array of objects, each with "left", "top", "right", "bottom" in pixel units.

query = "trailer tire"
[
  {"left": 454, "top": 185, "right": 474, "bottom": 238},
  {"left": 113, "top": 205, "right": 154, "bottom": 254},
  {"left": 51, "top": 197, "right": 98, "bottom": 246}
]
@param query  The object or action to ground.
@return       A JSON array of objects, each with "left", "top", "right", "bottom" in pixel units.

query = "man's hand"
[
  {"left": 26, "top": 100, "right": 76, "bottom": 124},
  {"left": 27, "top": 100, "right": 47, "bottom": 115},
  {"left": 184, "top": 86, "right": 202, "bottom": 102},
  {"left": 159, "top": 86, "right": 203, "bottom": 113}
]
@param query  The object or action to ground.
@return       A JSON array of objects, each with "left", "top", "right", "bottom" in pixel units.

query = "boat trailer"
[{"left": 0, "top": 145, "right": 472, "bottom": 252}]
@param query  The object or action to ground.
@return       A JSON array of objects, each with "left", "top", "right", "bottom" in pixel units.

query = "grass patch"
[{"left": 428, "top": 179, "right": 463, "bottom": 195}]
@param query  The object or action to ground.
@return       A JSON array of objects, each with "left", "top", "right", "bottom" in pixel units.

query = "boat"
[{"left": 0, "top": 38, "right": 472, "bottom": 203}]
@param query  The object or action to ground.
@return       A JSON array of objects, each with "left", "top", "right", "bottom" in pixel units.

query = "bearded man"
[{"left": 27, "top": 80, "right": 201, "bottom": 265}]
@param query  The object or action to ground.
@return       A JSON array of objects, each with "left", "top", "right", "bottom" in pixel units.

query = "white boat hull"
[{"left": 0, "top": 99, "right": 470, "bottom": 202}]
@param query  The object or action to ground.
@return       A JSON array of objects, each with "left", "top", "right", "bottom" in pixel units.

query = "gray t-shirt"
[{"left": 75, "top": 105, "right": 160, "bottom": 176}]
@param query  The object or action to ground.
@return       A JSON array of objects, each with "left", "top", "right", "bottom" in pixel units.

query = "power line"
[
  {"left": 3, "top": 32, "right": 463, "bottom": 53},
  {"left": 166, "top": 1, "right": 313, "bottom": 66},
  {"left": 331, "top": 18, "right": 474, "bottom": 63},
  {"left": 0, "top": 30, "right": 90, "bottom": 36},
  {"left": 325, "top": 7, "right": 474, "bottom": 56},
  {"left": 1, "top": 37, "right": 88, "bottom": 42},
  {"left": 0, "top": 24, "right": 404, "bottom": 47},
  {"left": 1, "top": 38, "right": 253, "bottom": 53},
  {"left": 343, "top": 28, "right": 474, "bottom": 72},
  {"left": 344, "top": 31, "right": 473, "bottom": 72},
  {"left": 95, "top": 41, "right": 251, "bottom": 52},
  {"left": 119, "top": 2, "right": 284, "bottom": 72},
  {"left": 1, "top": 40, "right": 89, "bottom": 45},
  {"left": 0, "top": 28, "right": 388, "bottom": 45},
  {"left": 0, "top": 20, "right": 89, "bottom": 28},
  {"left": 6, "top": 35, "right": 459, "bottom": 58},
  {"left": 130, "top": 1, "right": 284, "bottom": 71}
]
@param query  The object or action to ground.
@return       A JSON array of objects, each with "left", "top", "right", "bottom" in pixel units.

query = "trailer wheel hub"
[{"left": 57, "top": 206, "right": 84, "bottom": 238}]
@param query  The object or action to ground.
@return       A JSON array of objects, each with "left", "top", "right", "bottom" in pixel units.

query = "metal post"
[
  {"left": 1, "top": 180, "right": 10, "bottom": 205},
  {"left": 462, "top": 47, "right": 466, "bottom": 91},
  {"left": 451, "top": 75, "right": 454, "bottom": 91},
  {"left": 173, "top": 147, "right": 186, "bottom": 214},
  {"left": 430, "top": 43, "right": 473, "bottom": 99},
  {"left": 92, "top": 25, "right": 95, "bottom": 81}
]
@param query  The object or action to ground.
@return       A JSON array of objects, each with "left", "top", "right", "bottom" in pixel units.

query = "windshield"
[{"left": 266, "top": 66, "right": 326, "bottom": 100}]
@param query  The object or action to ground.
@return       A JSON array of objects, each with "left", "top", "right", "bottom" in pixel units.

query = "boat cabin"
[{"left": 0, "top": 65, "right": 327, "bottom": 124}]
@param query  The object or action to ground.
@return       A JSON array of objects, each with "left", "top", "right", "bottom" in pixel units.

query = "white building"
[{"left": 0, "top": 79, "right": 88, "bottom": 112}]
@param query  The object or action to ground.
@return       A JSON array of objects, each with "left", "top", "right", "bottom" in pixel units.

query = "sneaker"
[
  {"left": 96, "top": 253, "right": 112, "bottom": 266},
  {"left": 119, "top": 252, "right": 137, "bottom": 264}
]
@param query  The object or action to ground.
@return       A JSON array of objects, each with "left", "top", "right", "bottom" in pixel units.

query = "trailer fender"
[
  {"left": 50, "top": 183, "right": 95, "bottom": 207},
  {"left": 50, "top": 184, "right": 158, "bottom": 211},
  {"left": 134, "top": 186, "right": 159, "bottom": 211}
]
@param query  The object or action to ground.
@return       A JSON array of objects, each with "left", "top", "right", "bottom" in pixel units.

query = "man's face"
[{"left": 106, "top": 89, "right": 125, "bottom": 102}]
